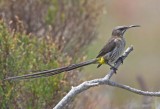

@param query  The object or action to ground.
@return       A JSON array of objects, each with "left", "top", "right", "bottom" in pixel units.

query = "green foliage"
[
  {"left": 0, "top": 20, "right": 68, "bottom": 109},
  {"left": 45, "top": 0, "right": 58, "bottom": 24},
  {"left": 0, "top": 0, "right": 103, "bottom": 108}
]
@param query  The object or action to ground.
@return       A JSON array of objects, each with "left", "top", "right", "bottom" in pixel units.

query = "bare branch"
[
  {"left": 53, "top": 46, "right": 133, "bottom": 109},
  {"left": 53, "top": 45, "right": 160, "bottom": 109},
  {"left": 107, "top": 81, "right": 160, "bottom": 96}
]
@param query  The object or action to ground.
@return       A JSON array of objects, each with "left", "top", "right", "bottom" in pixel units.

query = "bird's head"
[{"left": 112, "top": 25, "right": 140, "bottom": 37}]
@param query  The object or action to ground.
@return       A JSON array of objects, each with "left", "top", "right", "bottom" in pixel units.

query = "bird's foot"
[
  {"left": 107, "top": 62, "right": 117, "bottom": 73},
  {"left": 116, "top": 56, "right": 124, "bottom": 64},
  {"left": 110, "top": 66, "right": 117, "bottom": 73}
]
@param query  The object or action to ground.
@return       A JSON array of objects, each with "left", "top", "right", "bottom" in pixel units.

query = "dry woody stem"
[{"left": 53, "top": 46, "right": 160, "bottom": 109}]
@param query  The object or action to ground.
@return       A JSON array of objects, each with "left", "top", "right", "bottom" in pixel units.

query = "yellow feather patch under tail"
[{"left": 97, "top": 57, "right": 105, "bottom": 64}]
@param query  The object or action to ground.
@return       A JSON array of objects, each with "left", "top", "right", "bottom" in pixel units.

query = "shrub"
[
  {"left": 0, "top": 0, "right": 104, "bottom": 108},
  {"left": 0, "top": 19, "right": 70, "bottom": 108}
]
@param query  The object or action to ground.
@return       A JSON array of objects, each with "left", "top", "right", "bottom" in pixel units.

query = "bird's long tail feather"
[{"left": 4, "top": 58, "right": 98, "bottom": 80}]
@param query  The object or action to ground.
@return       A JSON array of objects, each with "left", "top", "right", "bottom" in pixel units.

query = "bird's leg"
[
  {"left": 106, "top": 61, "right": 117, "bottom": 73},
  {"left": 115, "top": 56, "right": 124, "bottom": 64}
]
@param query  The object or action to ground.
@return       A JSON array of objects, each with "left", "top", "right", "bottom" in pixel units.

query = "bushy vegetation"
[
  {"left": 0, "top": 19, "right": 67, "bottom": 109},
  {"left": 0, "top": 0, "right": 103, "bottom": 108}
]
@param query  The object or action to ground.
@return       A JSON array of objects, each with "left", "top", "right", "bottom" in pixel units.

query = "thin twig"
[{"left": 107, "top": 81, "right": 160, "bottom": 96}]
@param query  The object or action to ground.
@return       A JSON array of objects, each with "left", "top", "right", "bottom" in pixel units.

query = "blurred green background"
[{"left": 1, "top": 0, "right": 160, "bottom": 109}]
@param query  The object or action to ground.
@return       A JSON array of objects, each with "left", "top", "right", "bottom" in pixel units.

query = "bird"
[
  {"left": 96, "top": 25, "right": 140, "bottom": 69},
  {"left": 4, "top": 25, "right": 140, "bottom": 80}
]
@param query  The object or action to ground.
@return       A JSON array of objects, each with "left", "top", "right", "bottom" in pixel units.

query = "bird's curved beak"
[
  {"left": 121, "top": 25, "right": 140, "bottom": 35},
  {"left": 128, "top": 25, "right": 140, "bottom": 28}
]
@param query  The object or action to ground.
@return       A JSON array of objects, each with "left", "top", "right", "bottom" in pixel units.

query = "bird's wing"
[{"left": 96, "top": 38, "right": 117, "bottom": 58}]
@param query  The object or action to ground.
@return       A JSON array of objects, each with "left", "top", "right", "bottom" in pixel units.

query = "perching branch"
[
  {"left": 107, "top": 81, "right": 160, "bottom": 96},
  {"left": 53, "top": 46, "right": 160, "bottom": 109}
]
